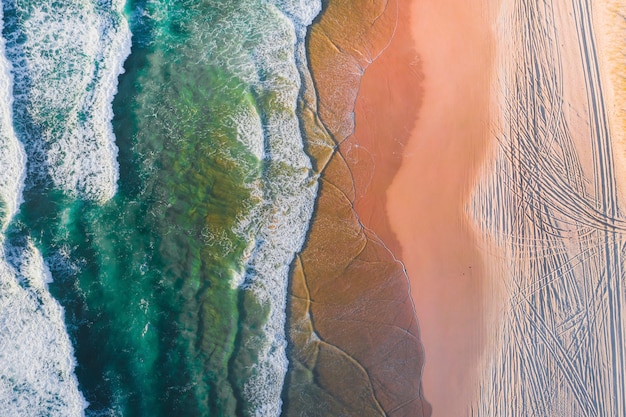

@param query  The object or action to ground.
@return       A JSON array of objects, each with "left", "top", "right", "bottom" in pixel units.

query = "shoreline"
[
  {"left": 338, "top": 0, "right": 422, "bottom": 257},
  {"left": 306, "top": 1, "right": 498, "bottom": 414},
  {"left": 284, "top": 0, "right": 431, "bottom": 415}
]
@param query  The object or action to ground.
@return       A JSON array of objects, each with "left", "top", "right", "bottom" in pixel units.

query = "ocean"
[{"left": 0, "top": 1, "right": 321, "bottom": 415}]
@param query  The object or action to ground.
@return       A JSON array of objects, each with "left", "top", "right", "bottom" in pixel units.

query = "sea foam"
[
  {"left": 187, "top": 1, "right": 320, "bottom": 414},
  {"left": 0, "top": 241, "right": 87, "bottom": 417},
  {"left": 0, "top": 2, "right": 130, "bottom": 415},
  {"left": 225, "top": 2, "right": 321, "bottom": 415},
  {"left": 4, "top": 0, "right": 131, "bottom": 202},
  {"left": 0, "top": 6, "right": 25, "bottom": 230},
  {"left": 274, "top": 0, "right": 322, "bottom": 27}
]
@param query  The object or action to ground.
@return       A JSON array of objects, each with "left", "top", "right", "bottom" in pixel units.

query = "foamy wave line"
[
  {"left": 1, "top": 10, "right": 84, "bottom": 415},
  {"left": 0, "top": 7, "right": 25, "bottom": 230},
  {"left": 274, "top": 0, "right": 322, "bottom": 28},
  {"left": 0, "top": 240, "right": 87, "bottom": 417},
  {"left": 232, "top": 2, "right": 321, "bottom": 415},
  {"left": 5, "top": 0, "right": 131, "bottom": 202},
  {"left": 0, "top": 3, "right": 131, "bottom": 415}
]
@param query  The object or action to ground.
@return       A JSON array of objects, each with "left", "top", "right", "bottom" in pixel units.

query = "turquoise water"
[{"left": 0, "top": 0, "right": 320, "bottom": 415}]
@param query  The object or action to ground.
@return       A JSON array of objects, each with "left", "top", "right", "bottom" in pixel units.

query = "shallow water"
[{"left": 0, "top": 1, "right": 319, "bottom": 415}]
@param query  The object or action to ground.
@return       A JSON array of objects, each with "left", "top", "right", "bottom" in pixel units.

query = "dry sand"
[
  {"left": 348, "top": 0, "right": 626, "bottom": 414},
  {"left": 465, "top": 1, "right": 626, "bottom": 415},
  {"left": 593, "top": 0, "right": 626, "bottom": 181},
  {"left": 385, "top": 2, "right": 498, "bottom": 416}
]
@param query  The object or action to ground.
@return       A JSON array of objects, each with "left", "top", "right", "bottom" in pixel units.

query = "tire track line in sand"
[{"left": 470, "top": 1, "right": 626, "bottom": 416}]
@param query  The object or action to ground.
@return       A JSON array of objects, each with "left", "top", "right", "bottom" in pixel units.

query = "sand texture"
[
  {"left": 289, "top": 0, "right": 626, "bottom": 415},
  {"left": 384, "top": 0, "right": 626, "bottom": 416},
  {"left": 386, "top": 2, "right": 496, "bottom": 416},
  {"left": 283, "top": 0, "right": 430, "bottom": 416},
  {"left": 467, "top": 1, "right": 626, "bottom": 416}
]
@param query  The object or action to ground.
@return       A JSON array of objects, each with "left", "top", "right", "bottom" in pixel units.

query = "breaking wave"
[{"left": 3, "top": 0, "right": 131, "bottom": 202}]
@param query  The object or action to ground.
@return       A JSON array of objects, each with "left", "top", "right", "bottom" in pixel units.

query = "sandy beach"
[
  {"left": 385, "top": 2, "right": 497, "bottom": 416},
  {"left": 466, "top": 1, "right": 626, "bottom": 414},
  {"left": 380, "top": 0, "right": 626, "bottom": 415},
  {"left": 316, "top": 1, "right": 497, "bottom": 415},
  {"left": 284, "top": 0, "right": 430, "bottom": 415},
  {"left": 295, "top": 0, "right": 626, "bottom": 414},
  {"left": 309, "top": 0, "right": 626, "bottom": 414}
]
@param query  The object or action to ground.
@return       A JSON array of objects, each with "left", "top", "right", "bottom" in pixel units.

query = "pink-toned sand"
[
  {"left": 295, "top": 0, "right": 497, "bottom": 414},
  {"left": 285, "top": 1, "right": 431, "bottom": 415},
  {"left": 384, "top": 2, "right": 497, "bottom": 417}
]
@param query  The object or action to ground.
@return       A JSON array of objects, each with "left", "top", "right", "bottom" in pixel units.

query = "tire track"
[
  {"left": 573, "top": 1, "right": 626, "bottom": 414},
  {"left": 469, "top": 0, "right": 626, "bottom": 415}
]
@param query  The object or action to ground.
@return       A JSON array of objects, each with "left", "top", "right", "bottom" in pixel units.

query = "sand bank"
[
  {"left": 284, "top": 1, "right": 430, "bottom": 415},
  {"left": 386, "top": 2, "right": 497, "bottom": 416}
]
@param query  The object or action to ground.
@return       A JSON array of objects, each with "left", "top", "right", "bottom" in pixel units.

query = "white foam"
[
  {"left": 186, "top": 1, "right": 320, "bottom": 414},
  {"left": 223, "top": 2, "right": 321, "bottom": 416},
  {"left": 230, "top": 106, "right": 266, "bottom": 161},
  {"left": 6, "top": 0, "right": 131, "bottom": 202},
  {"left": 273, "top": 0, "right": 322, "bottom": 28},
  {"left": 0, "top": 5, "right": 123, "bottom": 415},
  {"left": 0, "top": 240, "right": 87, "bottom": 416},
  {"left": 0, "top": 7, "right": 25, "bottom": 230}
]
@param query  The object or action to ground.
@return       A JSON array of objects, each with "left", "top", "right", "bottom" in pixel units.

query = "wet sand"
[
  {"left": 339, "top": 0, "right": 422, "bottom": 255},
  {"left": 386, "top": 2, "right": 497, "bottom": 417},
  {"left": 284, "top": 0, "right": 430, "bottom": 415}
]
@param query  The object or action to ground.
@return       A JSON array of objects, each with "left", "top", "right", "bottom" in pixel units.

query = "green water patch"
[
  {"left": 1, "top": 0, "right": 320, "bottom": 414},
  {"left": 81, "top": 25, "right": 260, "bottom": 417},
  {"left": 5, "top": 1, "right": 286, "bottom": 415}
]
